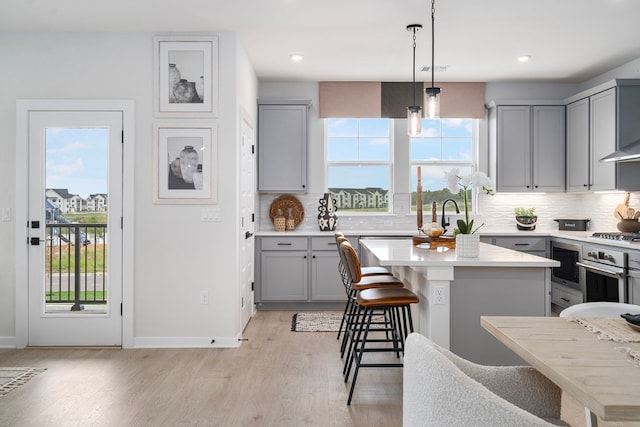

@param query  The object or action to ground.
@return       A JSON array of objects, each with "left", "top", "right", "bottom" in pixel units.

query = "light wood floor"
[{"left": 0, "top": 310, "right": 636, "bottom": 427}]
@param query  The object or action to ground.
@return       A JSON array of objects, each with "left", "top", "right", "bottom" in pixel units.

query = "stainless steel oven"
[{"left": 577, "top": 245, "right": 627, "bottom": 303}]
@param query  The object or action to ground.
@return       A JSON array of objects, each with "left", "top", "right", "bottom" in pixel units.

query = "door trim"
[{"left": 15, "top": 99, "right": 135, "bottom": 348}]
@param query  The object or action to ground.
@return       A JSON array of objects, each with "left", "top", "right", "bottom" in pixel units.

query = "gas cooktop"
[{"left": 591, "top": 232, "right": 640, "bottom": 242}]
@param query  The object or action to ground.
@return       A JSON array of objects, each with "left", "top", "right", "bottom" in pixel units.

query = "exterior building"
[
  {"left": 45, "top": 189, "right": 108, "bottom": 214},
  {"left": 330, "top": 187, "right": 388, "bottom": 210}
]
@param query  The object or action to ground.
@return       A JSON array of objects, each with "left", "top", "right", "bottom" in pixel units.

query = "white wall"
[{"left": 0, "top": 32, "right": 258, "bottom": 347}]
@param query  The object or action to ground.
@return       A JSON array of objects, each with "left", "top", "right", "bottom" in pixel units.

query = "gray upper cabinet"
[
  {"left": 257, "top": 100, "right": 310, "bottom": 193},
  {"left": 565, "top": 80, "right": 640, "bottom": 192},
  {"left": 566, "top": 98, "right": 590, "bottom": 191},
  {"left": 489, "top": 103, "right": 565, "bottom": 193},
  {"left": 567, "top": 88, "right": 616, "bottom": 191}
]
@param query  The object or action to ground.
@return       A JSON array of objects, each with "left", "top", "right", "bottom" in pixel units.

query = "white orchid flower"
[
  {"left": 443, "top": 168, "right": 495, "bottom": 234},
  {"left": 444, "top": 168, "right": 461, "bottom": 194}
]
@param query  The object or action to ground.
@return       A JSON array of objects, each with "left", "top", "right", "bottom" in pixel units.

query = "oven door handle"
[{"left": 576, "top": 262, "right": 624, "bottom": 278}]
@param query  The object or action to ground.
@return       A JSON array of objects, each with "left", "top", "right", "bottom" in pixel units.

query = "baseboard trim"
[
  {"left": 133, "top": 336, "right": 241, "bottom": 348},
  {"left": 0, "top": 336, "right": 17, "bottom": 348}
]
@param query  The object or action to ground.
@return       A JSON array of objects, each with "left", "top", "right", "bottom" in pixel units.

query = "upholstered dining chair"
[
  {"left": 403, "top": 333, "right": 567, "bottom": 427},
  {"left": 559, "top": 301, "right": 640, "bottom": 318}
]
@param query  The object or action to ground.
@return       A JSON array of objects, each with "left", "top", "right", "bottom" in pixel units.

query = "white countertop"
[
  {"left": 256, "top": 228, "right": 640, "bottom": 251},
  {"left": 360, "top": 238, "right": 560, "bottom": 268}
]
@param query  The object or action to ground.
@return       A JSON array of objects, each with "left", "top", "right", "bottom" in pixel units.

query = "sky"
[
  {"left": 45, "top": 128, "right": 107, "bottom": 198},
  {"left": 326, "top": 118, "right": 474, "bottom": 190}
]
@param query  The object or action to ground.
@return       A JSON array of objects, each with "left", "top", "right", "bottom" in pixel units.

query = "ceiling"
[{"left": 2, "top": 0, "right": 640, "bottom": 83}]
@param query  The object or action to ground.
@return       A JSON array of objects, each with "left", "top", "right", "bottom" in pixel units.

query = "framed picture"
[
  {"left": 153, "top": 123, "right": 218, "bottom": 204},
  {"left": 153, "top": 35, "right": 218, "bottom": 118}
]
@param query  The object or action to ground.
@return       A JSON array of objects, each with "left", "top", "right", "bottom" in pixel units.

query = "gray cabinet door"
[
  {"left": 260, "top": 251, "right": 308, "bottom": 301},
  {"left": 311, "top": 251, "right": 345, "bottom": 301},
  {"left": 257, "top": 103, "right": 308, "bottom": 192},
  {"left": 590, "top": 88, "right": 616, "bottom": 191},
  {"left": 566, "top": 98, "right": 590, "bottom": 191},
  {"left": 532, "top": 106, "right": 565, "bottom": 192},
  {"left": 496, "top": 106, "right": 531, "bottom": 191},
  {"left": 494, "top": 105, "right": 565, "bottom": 193}
]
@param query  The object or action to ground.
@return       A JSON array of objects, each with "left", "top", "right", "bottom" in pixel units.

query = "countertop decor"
[
  {"left": 444, "top": 168, "right": 493, "bottom": 234},
  {"left": 269, "top": 195, "right": 304, "bottom": 229}
]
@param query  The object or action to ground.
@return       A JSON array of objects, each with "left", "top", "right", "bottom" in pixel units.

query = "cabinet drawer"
[
  {"left": 261, "top": 237, "right": 308, "bottom": 251},
  {"left": 551, "top": 283, "right": 583, "bottom": 309},
  {"left": 311, "top": 236, "right": 339, "bottom": 251},
  {"left": 494, "top": 237, "right": 546, "bottom": 252}
]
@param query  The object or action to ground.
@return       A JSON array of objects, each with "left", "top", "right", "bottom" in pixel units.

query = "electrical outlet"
[
  {"left": 199, "top": 290, "right": 209, "bottom": 305},
  {"left": 433, "top": 286, "right": 446, "bottom": 305},
  {"left": 383, "top": 220, "right": 393, "bottom": 227}
]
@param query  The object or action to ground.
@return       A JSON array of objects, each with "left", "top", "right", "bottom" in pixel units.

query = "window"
[
  {"left": 326, "top": 118, "right": 392, "bottom": 213},
  {"left": 411, "top": 119, "right": 477, "bottom": 212}
]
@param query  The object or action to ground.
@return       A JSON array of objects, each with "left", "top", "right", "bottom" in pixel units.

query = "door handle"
[
  {"left": 29, "top": 237, "right": 44, "bottom": 245},
  {"left": 245, "top": 231, "right": 254, "bottom": 239}
]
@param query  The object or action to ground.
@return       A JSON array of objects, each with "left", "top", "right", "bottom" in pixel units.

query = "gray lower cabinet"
[
  {"left": 551, "top": 282, "right": 582, "bottom": 309},
  {"left": 486, "top": 236, "right": 548, "bottom": 258},
  {"left": 256, "top": 235, "right": 346, "bottom": 308},
  {"left": 258, "top": 237, "right": 308, "bottom": 301}
]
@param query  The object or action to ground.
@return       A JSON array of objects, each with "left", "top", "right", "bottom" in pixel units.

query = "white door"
[
  {"left": 27, "top": 111, "right": 123, "bottom": 346},
  {"left": 239, "top": 116, "right": 256, "bottom": 331}
]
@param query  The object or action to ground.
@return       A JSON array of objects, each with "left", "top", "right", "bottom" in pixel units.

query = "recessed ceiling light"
[
  {"left": 517, "top": 55, "right": 531, "bottom": 63},
  {"left": 290, "top": 54, "right": 304, "bottom": 62}
]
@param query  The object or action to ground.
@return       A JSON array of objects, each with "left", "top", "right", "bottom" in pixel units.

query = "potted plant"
[
  {"left": 444, "top": 169, "right": 494, "bottom": 257},
  {"left": 515, "top": 207, "right": 537, "bottom": 231}
]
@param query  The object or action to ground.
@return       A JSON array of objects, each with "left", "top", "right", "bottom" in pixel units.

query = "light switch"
[
  {"left": 210, "top": 208, "right": 221, "bottom": 222},
  {"left": 1, "top": 208, "right": 10, "bottom": 222},
  {"left": 201, "top": 208, "right": 221, "bottom": 222}
]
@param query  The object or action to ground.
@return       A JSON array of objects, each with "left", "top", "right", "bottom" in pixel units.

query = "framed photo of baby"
[
  {"left": 153, "top": 123, "right": 218, "bottom": 204},
  {"left": 153, "top": 34, "right": 218, "bottom": 118}
]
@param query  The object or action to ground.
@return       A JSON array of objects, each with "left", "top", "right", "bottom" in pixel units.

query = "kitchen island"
[{"left": 359, "top": 238, "right": 560, "bottom": 365}]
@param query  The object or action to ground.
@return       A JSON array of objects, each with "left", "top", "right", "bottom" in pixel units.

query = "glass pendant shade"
[
  {"left": 424, "top": 87, "right": 441, "bottom": 119},
  {"left": 407, "top": 106, "right": 422, "bottom": 135}
]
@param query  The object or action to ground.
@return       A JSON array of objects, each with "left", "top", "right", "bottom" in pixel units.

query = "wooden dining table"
[{"left": 481, "top": 316, "right": 640, "bottom": 426}]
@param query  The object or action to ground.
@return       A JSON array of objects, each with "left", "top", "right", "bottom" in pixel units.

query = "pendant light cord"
[
  {"left": 412, "top": 28, "right": 417, "bottom": 106},
  {"left": 431, "top": 0, "right": 436, "bottom": 89}
]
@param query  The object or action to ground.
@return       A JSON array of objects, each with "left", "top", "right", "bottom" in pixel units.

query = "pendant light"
[
  {"left": 424, "top": 0, "right": 441, "bottom": 119},
  {"left": 407, "top": 24, "right": 422, "bottom": 136}
]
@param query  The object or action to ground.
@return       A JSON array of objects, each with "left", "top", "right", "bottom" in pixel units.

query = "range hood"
[{"left": 600, "top": 138, "right": 640, "bottom": 162}]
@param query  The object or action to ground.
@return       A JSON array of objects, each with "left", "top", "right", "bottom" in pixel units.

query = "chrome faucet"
[{"left": 441, "top": 198, "right": 460, "bottom": 234}]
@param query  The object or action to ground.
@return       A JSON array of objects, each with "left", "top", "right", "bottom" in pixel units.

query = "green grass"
[
  {"left": 62, "top": 212, "right": 107, "bottom": 223},
  {"left": 46, "top": 244, "right": 106, "bottom": 274},
  {"left": 46, "top": 290, "right": 107, "bottom": 303}
]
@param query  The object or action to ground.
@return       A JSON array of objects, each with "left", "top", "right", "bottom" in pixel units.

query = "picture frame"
[
  {"left": 153, "top": 123, "right": 218, "bottom": 204},
  {"left": 153, "top": 35, "right": 218, "bottom": 118}
]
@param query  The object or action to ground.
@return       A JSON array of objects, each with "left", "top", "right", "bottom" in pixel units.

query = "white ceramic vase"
[{"left": 455, "top": 234, "right": 480, "bottom": 257}]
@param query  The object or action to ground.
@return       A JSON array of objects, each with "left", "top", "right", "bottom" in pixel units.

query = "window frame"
[
  {"left": 410, "top": 119, "right": 480, "bottom": 213},
  {"left": 324, "top": 118, "right": 394, "bottom": 214}
]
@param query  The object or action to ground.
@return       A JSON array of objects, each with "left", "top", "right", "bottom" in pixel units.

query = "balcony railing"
[{"left": 45, "top": 223, "right": 107, "bottom": 311}]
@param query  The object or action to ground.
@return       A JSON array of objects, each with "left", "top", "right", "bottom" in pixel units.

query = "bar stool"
[
  {"left": 337, "top": 240, "right": 404, "bottom": 357},
  {"left": 334, "top": 233, "right": 393, "bottom": 343},
  {"left": 334, "top": 232, "right": 390, "bottom": 276},
  {"left": 345, "top": 286, "right": 419, "bottom": 405}
]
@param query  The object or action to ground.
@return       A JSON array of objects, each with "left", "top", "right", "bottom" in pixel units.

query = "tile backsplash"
[{"left": 259, "top": 192, "right": 640, "bottom": 233}]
